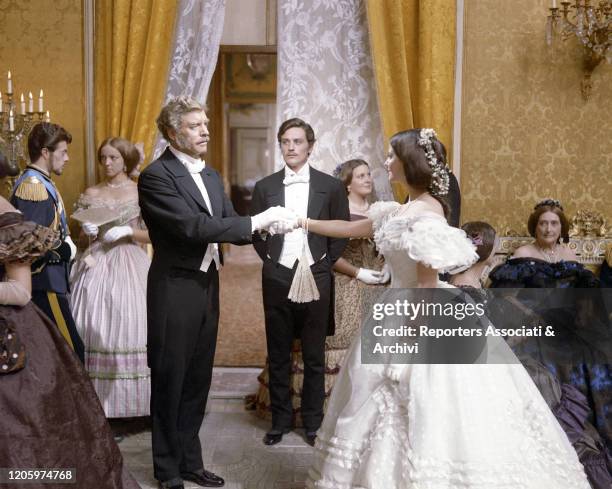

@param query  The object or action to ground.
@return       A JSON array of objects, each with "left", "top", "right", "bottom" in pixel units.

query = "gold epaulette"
[
  {"left": 606, "top": 243, "right": 612, "bottom": 267},
  {"left": 14, "top": 176, "right": 48, "bottom": 201}
]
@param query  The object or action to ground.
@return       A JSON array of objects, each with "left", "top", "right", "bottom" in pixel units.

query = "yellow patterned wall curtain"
[
  {"left": 366, "top": 0, "right": 456, "bottom": 163},
  {"left": 95, "top": 0, "right": 178, "bottom": 168}
]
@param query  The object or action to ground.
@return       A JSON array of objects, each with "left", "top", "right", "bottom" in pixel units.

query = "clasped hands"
[
  {"left": 252, "top": 206, "right": 300, "bottom": 236},
  {"left": 82, "top": 222, "right": 134, "bottom": 243}
]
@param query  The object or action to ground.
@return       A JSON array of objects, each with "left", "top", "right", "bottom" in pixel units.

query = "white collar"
[
  {"left": 284, "top": 163, "right": 310, "bottom": 178},
  {"left": 169, "top": 145, "right": 206, "bottom": 170}
]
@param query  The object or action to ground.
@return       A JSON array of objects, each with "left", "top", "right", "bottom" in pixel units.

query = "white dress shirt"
[
  {"left": 279, "top": 164, "right": 314, "bottom": 268},
  {"left": 169, "top": 146, "right": 220, "bottom": 272}
]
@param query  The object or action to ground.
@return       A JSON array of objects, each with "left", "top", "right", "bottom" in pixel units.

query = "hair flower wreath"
[
  {"left": 332, "top": 163, "right": 344, "bottom": 178},
  {"left": 417, "top": 128, "right": 450, "bottom": 197},
  {"left": 469, "top": 233, "right": 484, "bottom": 246}
]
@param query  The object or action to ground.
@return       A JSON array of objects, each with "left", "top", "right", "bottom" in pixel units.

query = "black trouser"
[
  {"left": 262, "top": 258, "right": 331, "bottom": 431},
  {"left": 32, "top": 290, "right": 84, "bottom": 363},
  {"left": 147, "top": 266, "right": 219, "bottom": 486}
]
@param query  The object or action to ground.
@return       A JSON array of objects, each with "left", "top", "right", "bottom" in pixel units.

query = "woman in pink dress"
[{"left": 70, "top": 138, "right": 151, "bottom": 418}]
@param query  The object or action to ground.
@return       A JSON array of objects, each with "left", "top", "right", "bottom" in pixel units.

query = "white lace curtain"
[
  {"left": 153, "top": 0, "right": 226, "bottom": 159},
  {"left": 276, "top": 0, "right": 392, "bottom": 200}
]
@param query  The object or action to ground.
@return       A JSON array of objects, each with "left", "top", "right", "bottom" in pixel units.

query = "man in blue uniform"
[{"left": 10, "top": 122, "right": 84, "bottom": 362}]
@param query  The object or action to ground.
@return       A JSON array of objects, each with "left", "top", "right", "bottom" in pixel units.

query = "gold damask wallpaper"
[
  {"left": 461, "top": 0, "right": 612, "bottom": 234},
  {"left": 0, "top": 0, "right": 86, "bottom": 213}
]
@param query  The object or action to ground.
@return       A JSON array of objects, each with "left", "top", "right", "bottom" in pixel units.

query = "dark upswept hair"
[
  {"left": 527, "top": 201, "right": 570, "bottom": 243},
  {"left": 461, "top": 221, "right": 497, "bottom": 263},
  {"left": 335, "top": 159, "right": 370, "bottom": 194},
  {"left": 389, "top": 129, "right": 450, "bottom": 219},
  {"left": 27, "top": 122, "right": 72, "bottom": 163},
  {"left": 97, "top": 137, "right": 141, "bottom": 174},
  {"left": 277, "top": 118, "right": 316, "bottom": 145}
]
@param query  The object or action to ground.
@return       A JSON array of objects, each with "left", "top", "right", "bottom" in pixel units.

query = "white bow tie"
[
  {"left": 182, "top": 159, "right": 205, "bottom": 174},
  {"left": 283, "top": 174, "right": 309, "bottom": 186}
]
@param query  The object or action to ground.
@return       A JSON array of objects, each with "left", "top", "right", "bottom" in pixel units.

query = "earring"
[{"left": 123, "top": 165, "right": 127, "bottom": 172}]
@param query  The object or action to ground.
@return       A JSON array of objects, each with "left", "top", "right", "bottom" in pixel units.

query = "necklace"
[
  {"left": 106, "top": 179, "right": 131, "bottom": 189},
  {"left": 536, "top": 243, "right": 557, "bottom": 263}
]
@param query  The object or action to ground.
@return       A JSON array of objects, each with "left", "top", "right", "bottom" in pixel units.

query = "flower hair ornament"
[
  {"left": 534, "top": 198, "right": 563, "bottom": 211},
  {"left": 417, "top": 128, "right": 450, "bottom": 196},
  {"left": 332, "top": 163, "right": 344, "bottom": 179},
  {"left": 468, "top": 233, "right": 484, "bottom": 247}
]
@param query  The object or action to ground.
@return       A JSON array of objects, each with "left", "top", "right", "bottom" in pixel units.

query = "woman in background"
[
  {"left": 70, "top": 137, "right": 151, "bottom": 418},
  {"left": 489, "top": 200, "right": 610, "bottom": 483},
  {"left": 252, "top": 159, "right": 388, "bottom": 429}
]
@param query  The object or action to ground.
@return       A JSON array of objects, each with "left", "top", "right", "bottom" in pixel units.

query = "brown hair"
[
  {"left": 97, "top": 137, "right": 141, "bottom": 174},
  {"left": 27, "top": 122, "right": 72, "bottom": 163},
  {"left": 336, "top": 159, "right": 369, "bottom": 193},
  {"left": 527, "top": 204, "right": 570, "bottom": 243},
  {"left": 461, "top": 221, "right": 496, "bottom": 263},
  {"left": 277, "top": 118, "right": 315, "bottom": 145},
  {"left": 389, "top": 129, "right": 450, "bottom": 219}
]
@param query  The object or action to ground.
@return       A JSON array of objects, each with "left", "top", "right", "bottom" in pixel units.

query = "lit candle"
[
  {"left": 39, "top": 89, "right": 44, "bottom": 113},
  {"left": 45, "top": 110, "right": 50, "bottom": 122},
  {"left": 551, "top": 0, "right": 557, "bottom": 8},
  {"left": 28, "top": 92, "right": 33, "bottom": 112},
  {"left": 20, "top": 93, "right": 25, "bottom": 115},
  {"left": 9, "top": 109, "right": 14, "bottom": 131},
  {"left": 7, "top": 70, "right": 12, "bottom": 93},
  {"left": 0, "top": 92, "right": 3, "bottom": 113}
]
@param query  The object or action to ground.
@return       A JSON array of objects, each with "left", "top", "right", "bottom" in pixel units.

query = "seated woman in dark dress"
[
  {"left": 0, "top": 181, "right": 139, "bottom": 488},
  {"left": 489, "top": 199, "right": 611, "bottom": 485}
]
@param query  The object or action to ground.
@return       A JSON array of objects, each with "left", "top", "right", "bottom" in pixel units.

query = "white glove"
[
  {"left": 267, "top": 217, "right": 298, "bottom": 236},
  {"left": 379, "top": 263, "right": 391, "bottom": 284},
  {"left": 82, "top": 221, "right": 99, "bottom": 238},
  {"left": 102, "top": 225, "right": 133, "bottom": 243},
  {"left": 252, "top": 206, "right": 297, "bottom": 232},
  {"left": 356, "top": 268, "right": 384, "bottom": 285},
  {"left": 65, "top": 235, "right": 77, "bottom": 261}
]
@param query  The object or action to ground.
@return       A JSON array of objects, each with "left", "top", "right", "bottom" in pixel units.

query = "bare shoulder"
[
  {"left": 559, "top": 244, "right": 578, "bottom": 261},
  {"left": 411, "top": 196, "right": 444, "bottom": 218},
  {"left": 512, "top": 243, "right": 537, "bottom": 258},
  {"left": 83, "top": 184, "right": 104, "bottom": 196}
]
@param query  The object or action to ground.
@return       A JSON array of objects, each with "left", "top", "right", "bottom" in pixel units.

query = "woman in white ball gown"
[{"left": 292, "top": 129, "right": 589, "bottom": 489}]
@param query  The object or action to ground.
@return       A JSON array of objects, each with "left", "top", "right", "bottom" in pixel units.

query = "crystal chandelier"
[{"left": 545, "top": 0, "right": 612, "bottom": 100}]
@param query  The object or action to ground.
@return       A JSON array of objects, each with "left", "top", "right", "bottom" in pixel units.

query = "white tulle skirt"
[{"left": 306, "top": 332, "right": 590, "bottom": 489}]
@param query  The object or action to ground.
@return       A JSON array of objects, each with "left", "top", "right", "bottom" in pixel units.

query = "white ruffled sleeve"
[
  {"left": 375, "top": 215, "right": 478, "bottom": 273},
  {"left": 367, "top": 201, "right": 401, "bottom": 232}
]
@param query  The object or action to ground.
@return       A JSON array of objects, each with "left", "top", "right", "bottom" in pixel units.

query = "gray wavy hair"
[{"left": 156, "top": 96, "right": 206, "bottom": 141}]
